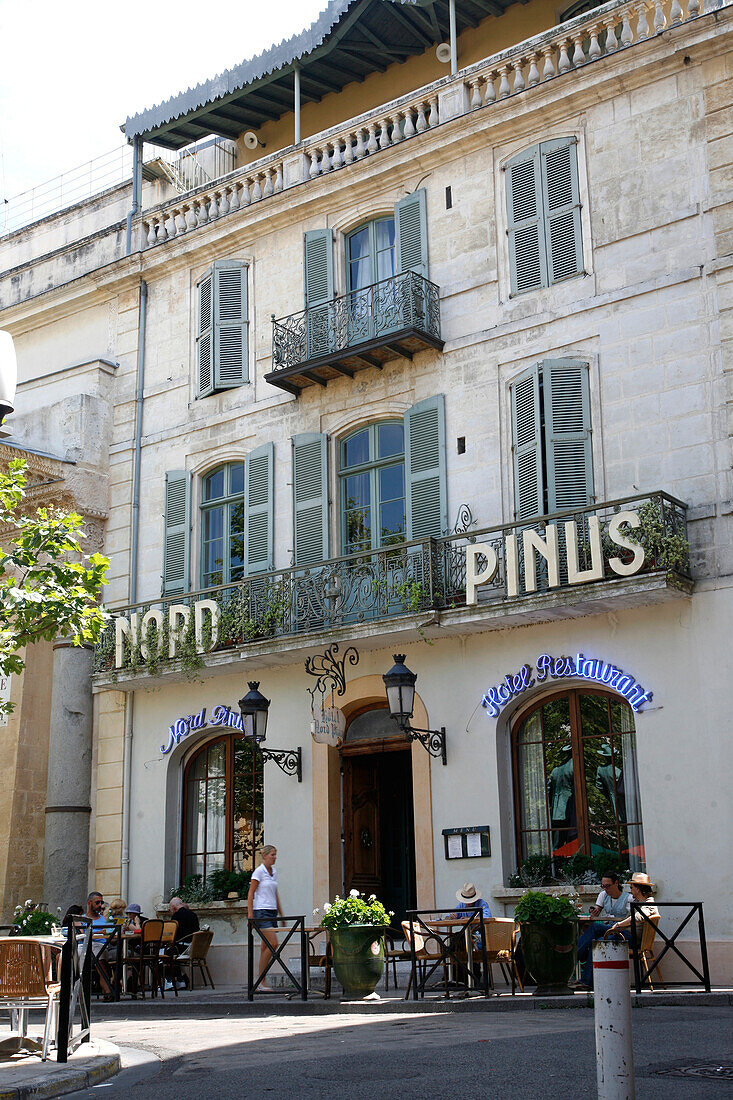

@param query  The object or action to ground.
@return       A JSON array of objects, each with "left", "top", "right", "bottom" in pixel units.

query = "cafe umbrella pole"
[{"left": 593, "top": 937, "right": 635, "bottom": 1100}]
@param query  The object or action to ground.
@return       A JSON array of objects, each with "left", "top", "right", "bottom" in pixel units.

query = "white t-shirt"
[
  {"left": 251, "top": 863, "right": 278, "bottom": 910},
  {"left": 595, "top": 889, "right": 631, "bottom": 919}
]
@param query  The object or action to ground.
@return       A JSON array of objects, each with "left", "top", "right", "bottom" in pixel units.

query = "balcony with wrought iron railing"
[
  {"left": 93, "top": 492, "right": 692, "bottom": 689},
  {"left": 268, "top": 271, "right": 443, "bottom": 394}
]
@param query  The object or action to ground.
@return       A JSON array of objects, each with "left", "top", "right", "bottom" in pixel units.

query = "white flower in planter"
[
  {"left": 349, "top": 889, "right": 359, "bottom": 898},
  {"left": 323, "top": 903, "right": 332, "bottom": 913}
]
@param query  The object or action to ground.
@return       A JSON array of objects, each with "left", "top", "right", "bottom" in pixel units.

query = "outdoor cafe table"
[{"left": 409, "top": 914, "right": 491, "bottom": 999}]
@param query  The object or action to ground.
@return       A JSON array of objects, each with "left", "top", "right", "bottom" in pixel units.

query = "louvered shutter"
[
  {"left": 163, "top": 470, "right": 191, "bottom": 595},
  {"left": 395, "top": 189, "right": 428, "bottom": 279},
  {"left": 506, "top": 146, "right": 547, "bottom": 296},
  {"left": 405, "top": 395, "right": 447, "bottom": 540},
  {"left": 511, "top": 365, "right": 543, "bottom": 520},
  {"left": 292, "top": 433, "right": 329, "bottom": 565},
  {"left": 540, "top": 138, "right": 583, "bottom": 285},
  {"left": 304, "top": 229, "right": 334, "bottom": 359},
  {"left": 196, "top": 272, "right": 214, "bottom": 397},
  {"left": 245, "top": 443, "right": 273, "bottom": 574},
  {"left": 543, "top": 359, "right": 594, "bottom": 512},
  {"left": 213, "top": 260, "right": 248, "bottom": 388}
]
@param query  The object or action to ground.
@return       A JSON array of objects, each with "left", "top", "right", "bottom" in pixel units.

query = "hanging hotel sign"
[
  {"left": 481, "top": 653, "right": 653, "bottom": 719},
  {"left": 311, "top": 706, "right": 346, "bottom": 747},
  {"left": 465, "top": 510, "right": 646, "bottom": 604},
  {"left": 159, "top": 703, "right": 242, "bottom": 755}
]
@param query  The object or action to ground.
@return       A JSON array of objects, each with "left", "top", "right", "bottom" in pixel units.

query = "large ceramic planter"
[
  {"left": 330, "top": 924, "right": 386, "bottom": 999},
  {"left": 521, "top": 920, "right": 577, "bottom": 995}
]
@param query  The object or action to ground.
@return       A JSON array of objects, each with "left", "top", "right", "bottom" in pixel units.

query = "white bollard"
[{"left": 593, "top": 939, "right": 635, "bottom": 1100}]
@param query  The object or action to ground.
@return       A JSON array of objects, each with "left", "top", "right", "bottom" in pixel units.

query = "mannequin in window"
[{"left": 547, "top": 743, "right": 577, "bottom": 853}]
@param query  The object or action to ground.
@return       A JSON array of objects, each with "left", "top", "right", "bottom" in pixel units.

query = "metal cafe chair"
[
  {"left": 158, "top": 919, "right": 182, "bottom": 995},
  {"left": 302, "top": 927, "right": 332, "bottom": 999},
  {"left": 0, "top": 939, "right": 61, "bottom": 1061},
  {"left": 122, "top": 918, "right": 166, "bottom": 998},
  {"left": 384, "top": 927, "right": 412, "bottom": 991},
  {"left": 401, "top": 920, "right": 447, "bottom": 1000}
]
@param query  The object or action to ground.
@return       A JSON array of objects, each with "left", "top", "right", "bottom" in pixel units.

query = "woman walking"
[{"left": 247, "top": 845, "right": 282, "bottom": 992}]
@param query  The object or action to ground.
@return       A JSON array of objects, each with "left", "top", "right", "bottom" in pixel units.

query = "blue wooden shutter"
[
  {"left": 292, "top": 433, "right": 329, "bottom": 565},
  {"left": 245, "top": 443, "right": 273, "bottom": 575},
  {"left": 506, "top": 145, "right": 547, "bottom": 296},
  {"left": 196, "top": 271, "right": 214, "bottom": 397},
  {"left": 163, "top": 470, "right": 191, "bottom": 595},
  {"left": 543, "top": 359, "right": 593, "bottom": 512},
  {"left": 405, "top": 395, "right": 446, "bottom": 540},
  {"left": 540, "top": 138, "right": 583, "bottom": 285},
  {"left": 395, "top": 189, "right": 428, "bottom": 279},
  {"left": 213, "top": 260, "right": 248, "bottom": 388},
  {"left": 304, "top": 229, "right": 334, "bottom": 359},
  {"left": 511, "top": 365, "right": 543, "bottom": 520}
]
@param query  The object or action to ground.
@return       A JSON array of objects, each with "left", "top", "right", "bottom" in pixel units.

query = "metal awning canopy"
[{"left": 123, "top": 0, "right": 522, "bottom": 150}]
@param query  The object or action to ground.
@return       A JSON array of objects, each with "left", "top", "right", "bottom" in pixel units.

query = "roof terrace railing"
[{"left": 138, "top": 0, "right": 710, "bottom": 249}]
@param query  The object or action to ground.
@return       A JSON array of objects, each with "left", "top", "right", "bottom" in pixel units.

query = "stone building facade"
[{"left": 0, "top": 0, "right": 731, "bottom": 981}]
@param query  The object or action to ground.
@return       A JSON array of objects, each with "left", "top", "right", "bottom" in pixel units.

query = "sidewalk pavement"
[
  {"left": 90, "top": 983, "right": 733, "bottom": 1018},
  {"left": 0, "top": 1037, "right": 120, "bottom": 1100}
]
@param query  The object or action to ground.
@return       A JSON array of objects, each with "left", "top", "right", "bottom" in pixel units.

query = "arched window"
[
  {"left": 512, "top": 690, "right": 645, "bottom": 871},
  {"left": 339, "top": 421, "right": 405, "bottom": 554},
  {"left": 200, "top": 462, "right": 244, "bottom": 588},
  {"left": 182, "top": 734, "right": 263, "bottom": 882},
  {"left": 346, "top": 216, "right": 396, "bottom": 292}
]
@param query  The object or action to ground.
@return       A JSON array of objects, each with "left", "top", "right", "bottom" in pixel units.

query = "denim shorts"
[{"left": 252, "top": 908, "right": 278, "bottom": 929}]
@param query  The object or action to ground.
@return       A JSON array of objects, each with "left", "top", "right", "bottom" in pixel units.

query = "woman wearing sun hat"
[{"left": 607, "top": 872, "right": 658, "bottom": 939}]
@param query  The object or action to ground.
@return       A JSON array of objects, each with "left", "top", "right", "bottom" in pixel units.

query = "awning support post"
[
  {"left": 294, "top": 64, "right": 301, "bottom": 145},
  {"left": 449, "top": 0, "right": 458, "bottom": 75}
]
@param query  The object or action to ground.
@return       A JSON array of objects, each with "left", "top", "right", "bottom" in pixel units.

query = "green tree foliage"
[{"left": 0, "top": 459, "right": 110, "bottom": 716}]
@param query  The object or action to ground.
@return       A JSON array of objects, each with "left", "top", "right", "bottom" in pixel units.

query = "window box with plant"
[
  {"left": 514, "top": 890, "right": 579, "bottom": 995},
  {"left": 317, "top": 890, "right": 391, "bottom": 999}
]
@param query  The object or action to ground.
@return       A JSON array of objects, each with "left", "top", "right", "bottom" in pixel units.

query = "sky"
[{"left": 0, "top": 0, "right": 327, "bottom": 201}]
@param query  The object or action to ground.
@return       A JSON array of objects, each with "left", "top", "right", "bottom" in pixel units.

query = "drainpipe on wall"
[
  {"left": 125, "top": 136, "right": 143, "bottom": 257},
  {"left": 121, "top": 278, "right": 147, "bottom": 899},
  {"left": 449, "top": 0, "right": 458, "bottom": 75}
]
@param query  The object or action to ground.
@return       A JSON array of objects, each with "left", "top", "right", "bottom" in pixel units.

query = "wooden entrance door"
[
  {"left": 343, "top": 754, "right": 381, "bottom": 899},
  {"left": 342, "top": 746, "right": 416, "bottom": 923}
]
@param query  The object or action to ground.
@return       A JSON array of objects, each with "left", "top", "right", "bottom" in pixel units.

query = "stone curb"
[
  {"left": 91, "top": 989, "right": 732, "bottom": 1019},
  {"left": 0, "top": 1040, "right": 120, "bottom": 1100}
]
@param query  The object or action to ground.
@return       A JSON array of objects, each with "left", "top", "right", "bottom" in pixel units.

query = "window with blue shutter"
[
  {"left": 506, "top": 138, "right": 583, "bottom": 295},
  {"left": 199, "top": 453, "right": 274, "bottom": 588},
  {"left": 510, "top": 359, "right": 593, "bottom": 518},
  {"left": 196, "top": 260, "right": 248, "bottom": 397},
  {"left": 395, "top": 189, "right": 428, "bottom": 280},
  {"left": 292, "top": 432, "right": 329, "bottom": 565},
  {"left": 404, "top": 395, "right": 447, "bottom": 541},
  {"left": 163, "top": 470, "right": 191, "bottom": 595}
]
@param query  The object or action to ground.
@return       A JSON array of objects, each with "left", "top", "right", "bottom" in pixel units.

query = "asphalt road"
[{"left": 70, "top": 1005, "right": 731, "bottom": 1099}]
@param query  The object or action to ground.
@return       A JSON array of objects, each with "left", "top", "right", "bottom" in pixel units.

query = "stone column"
[{"left": 43, "top": 642, "right": 94, "bottom": 916}]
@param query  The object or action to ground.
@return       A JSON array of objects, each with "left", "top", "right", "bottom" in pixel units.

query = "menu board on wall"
[{"left": 442, "top": 826, "right": 490, "bottom": 860}]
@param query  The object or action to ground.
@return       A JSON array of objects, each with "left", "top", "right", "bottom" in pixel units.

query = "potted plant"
[
  {"left": 318, "top": 890, "right": 391, "bottom": 999},
  {"left": 514, "top": 890, "right": 578, "bottom": 995}
]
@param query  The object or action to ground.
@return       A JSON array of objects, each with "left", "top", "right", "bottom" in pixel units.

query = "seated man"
[
  {"left": 576, "top": 871, "right": 631, "bottom": 989},
  {"left": 452, "top": 882, "right": 492, "bottom": 955},
  {"left": 167, "top": 897, "right": 200, "bottom": 989}
]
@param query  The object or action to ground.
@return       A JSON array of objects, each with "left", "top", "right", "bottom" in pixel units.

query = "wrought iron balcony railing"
[
  {"left": 267, "top": 270, "right": 443, "bottom": 394},
  {"left": 94, "top": 492, "right": 690, "bottom": 680}
]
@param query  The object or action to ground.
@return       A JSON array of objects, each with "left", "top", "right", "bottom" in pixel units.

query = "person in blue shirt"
[{"left": 453, "top": 882, "right": 492, "bottom": 952}]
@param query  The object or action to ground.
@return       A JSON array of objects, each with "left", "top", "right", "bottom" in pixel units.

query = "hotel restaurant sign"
[{"left": 109, "top": 508, "right": 649, "bottom": 670}]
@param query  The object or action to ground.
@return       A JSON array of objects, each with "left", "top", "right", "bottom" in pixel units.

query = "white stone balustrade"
[
  {"left": 467, "top": 0, "right": 700, "bottom": 109},
  {"left": 142, "top": 161, "right": 284, "bottom": 247},
  {"left": 140, "top": 0, "right": 705, "bottom": 247},
  {"left": 303, "top": 96, "right": 439, "bottom": 182}
]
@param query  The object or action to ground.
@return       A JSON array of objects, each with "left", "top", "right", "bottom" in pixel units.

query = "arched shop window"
[
  {"left": 182, "top": 735, "right": 263, "bottom": 882},
  {"left": 512, "top": 690, "right": 645, "bottom": 871}
]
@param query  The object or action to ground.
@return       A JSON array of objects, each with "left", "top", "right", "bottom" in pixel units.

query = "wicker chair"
[
  {"left": 172, "top": 930, "right": 216, "bottom": 991},
  {"left": 629, "top": 914, "right": 664, "bottom": 989},
  {"left": 384, "top": 928, "right": 411, "bottom": 991},
  {"left": 0, "top": 939, "right": 61, "bottom": 1060},
  {"left": 482, "top": 918, "right": 523, "bottom": 993},
  {"left": 401, "top": 920, "right": 448, "bottom": 999}
]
